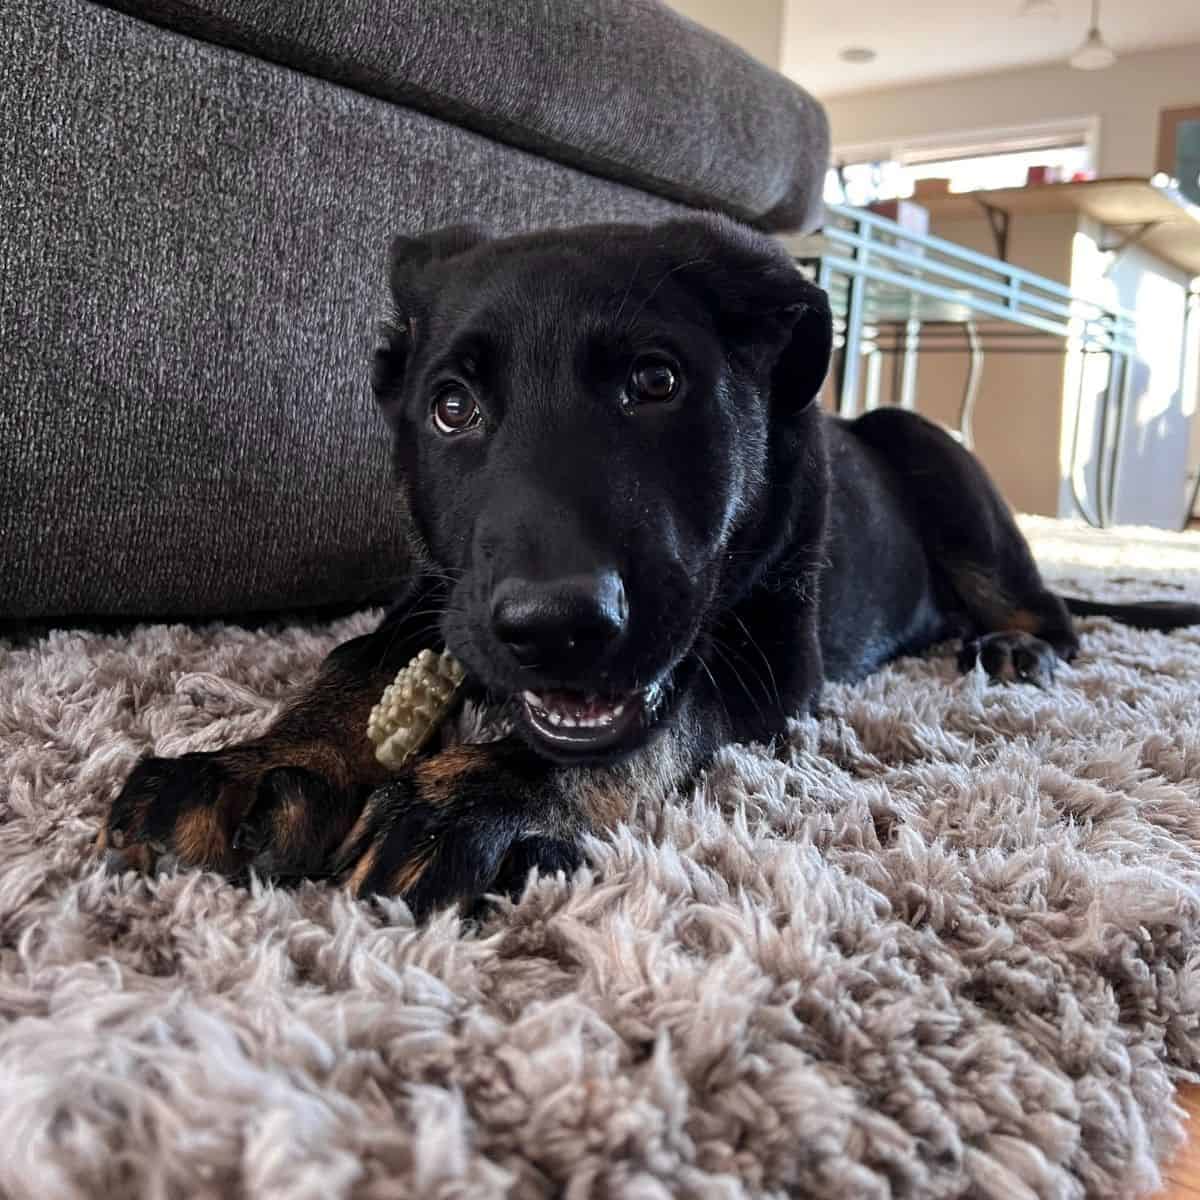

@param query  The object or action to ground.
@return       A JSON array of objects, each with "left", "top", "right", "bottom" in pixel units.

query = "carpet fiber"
[{"left": 2, "top": 516, "right": 1199, "bottom": 1198}]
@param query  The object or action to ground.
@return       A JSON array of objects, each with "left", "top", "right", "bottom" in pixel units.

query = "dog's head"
[{"left": 372, "top": 217, "right": 832, "bottom": 764}]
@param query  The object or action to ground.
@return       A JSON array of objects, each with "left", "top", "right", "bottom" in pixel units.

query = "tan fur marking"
[
  {"left": 345, "top": 845, "right": 380, "bottom": 896},
  {"left": 270, "top": 665, "right": 397, "bottom": 785},
  {"left": 174, "top": 806, "right": 228, "bottom": 866},
  {"left": 270, "top": 797, "right": 306, "bottom": 855},
  {"left": 413, "top": 747, "right": 489, "bottom": 807},
  {"left": 1006, "top": 608, "right": 1043, "bottom": 635},
  {"left": 388, "top": 849, "right": 434, "bottom": 897},
  {"left": 117, "top": 843, "right": 158, "bottom": 873},
  {"left": 254, "top": 742, "right": 350, "bottom": 790},
  {"left": 568, "top": 725, "right": 694, "bottom": 833},
  {"left": 568, "top": 775, "right": 633, "bottom": 833}
]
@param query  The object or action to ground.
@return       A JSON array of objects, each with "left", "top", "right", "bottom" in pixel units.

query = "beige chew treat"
[{"left": 366, "top": 648, "right": 467, "bottom": 769}]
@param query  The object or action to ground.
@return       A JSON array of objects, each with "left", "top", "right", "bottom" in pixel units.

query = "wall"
[
  {"left": 1061, "top": 227, "right": 1197, "bottom": 527},
  {"left": 820, "top": 45, "right": 1200, "bottom": 525},
  {"left": 844, "top": 208, "right": 1198, "bottom": 526},
  {"left": 1188, "top": 290, "right": 1200, "bottom": 520},
  {"left": 821, "top": 43, "right": 1200, "bottom": 179},
  {"left": 858, "top": 212, "right": 1079, "bottom": 517},
  {"left": 663, "top": 0, "right": 783, "bottom": 69}
]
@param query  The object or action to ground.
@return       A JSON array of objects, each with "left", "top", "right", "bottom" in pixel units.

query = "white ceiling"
[{"left": 780, "top": 0, "right": 1200, "bottom": 98}]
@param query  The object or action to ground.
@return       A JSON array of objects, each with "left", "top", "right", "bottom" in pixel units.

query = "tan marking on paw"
[
  {"left": 174, "top": 806, "right": 228, "bottom": 866},
  {"left": 414, "top": 747, "right": 488, "bottom": 807},
  {"left": 345, "top": 844, "right": 380, "bottom": 897},
  {"left": 266, "top": 794, "right": 309, "bottom": 856},
  {"left": 114, "top": 843, "right": 159, "bottom": 874},
  {"left": 389, "top": 848, "right": 435, "bottom": 897},
  {"left": 1006, "top": 609, "right": 1042, "bottom": 635}
]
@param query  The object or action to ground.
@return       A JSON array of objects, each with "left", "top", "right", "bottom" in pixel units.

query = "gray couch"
[{"left": 1, "top": 0, "right": 828, "bottom": 619}]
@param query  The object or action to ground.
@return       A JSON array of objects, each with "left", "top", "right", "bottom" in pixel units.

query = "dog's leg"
[
  {"left": 949, "top": 570, "right": 1076, "bottom": 689},
  {"left": 335, "top": 741, "right": 581, "bottom": 917},
  {"left": 849, "top": 409, "right": 1078, "bottom": 687},
  {"left": 941, "top": 538, "right": 1079, "bottom": 689},
  {"left": 335, "top": 715, "right": 705, "bottom": 917},
  {"left": 100, "top": 578, "right": 450, "bottom": 878}
]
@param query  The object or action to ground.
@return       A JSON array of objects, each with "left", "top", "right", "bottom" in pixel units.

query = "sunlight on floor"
[{"left": 1018, "top": 513, "right": 1200, "bottom": 582}]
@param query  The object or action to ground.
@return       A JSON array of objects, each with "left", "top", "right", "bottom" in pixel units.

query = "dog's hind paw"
[{"left": 958, "top": 631, "right": 1060, "bottom": 688}]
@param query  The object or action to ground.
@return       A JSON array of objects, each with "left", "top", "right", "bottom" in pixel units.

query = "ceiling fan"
[{"left": 1069, "top": 0, "right": 1117, "bottom": 70}]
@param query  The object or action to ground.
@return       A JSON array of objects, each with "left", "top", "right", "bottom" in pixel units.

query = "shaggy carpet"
[{"left": 1, "top": 516, "right": 1199, "bottom": 1200}]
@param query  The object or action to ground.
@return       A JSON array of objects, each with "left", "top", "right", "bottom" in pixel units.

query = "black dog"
[{"left": 101, "top": 217, "right": 1200, "bottom": 915}]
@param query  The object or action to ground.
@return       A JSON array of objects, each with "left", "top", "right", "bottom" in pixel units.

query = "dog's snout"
[{"left": 491, "top": 570, "right": 627, "bottom": 670}]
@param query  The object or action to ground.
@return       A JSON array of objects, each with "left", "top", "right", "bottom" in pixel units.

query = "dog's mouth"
[{"left": 518, "top": 683, "right": 663, "bottom": 755}]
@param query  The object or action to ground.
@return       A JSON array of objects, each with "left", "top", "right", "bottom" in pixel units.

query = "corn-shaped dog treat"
[{"left": 366, "top": 648, "right": 467, "bottom": 769}]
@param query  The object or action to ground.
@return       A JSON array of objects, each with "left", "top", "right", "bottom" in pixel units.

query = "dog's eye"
[
  {"left": 431, "top": 386, "right": 481, "bottom": 435},
  {"left": 625, "top": 357, "right": 680, "bottom": 407}
]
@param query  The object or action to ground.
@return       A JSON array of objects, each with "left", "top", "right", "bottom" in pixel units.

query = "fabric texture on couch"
[
  {"left": 97, "top": 0, "right": 829, "bottom": 232},
  {"left": 1, "top": 0, "right": 715, "bottom": 619}
]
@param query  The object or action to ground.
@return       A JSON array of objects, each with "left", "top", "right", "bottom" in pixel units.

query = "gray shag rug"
[{"left": 2, "top": 516, "right": 1199, "bottom": 1199}]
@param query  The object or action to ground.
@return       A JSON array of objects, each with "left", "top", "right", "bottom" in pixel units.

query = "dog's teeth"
[{"left": 519, "top": 686, "right": 645, "bottom": 738}]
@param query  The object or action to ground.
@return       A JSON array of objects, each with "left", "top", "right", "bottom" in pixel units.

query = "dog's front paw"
[
  {"left": 337, "top": 744, "right": 580, "bottom": 919},
  {"left": 100, "top": 744, "right": 366, "bottom": 880}
]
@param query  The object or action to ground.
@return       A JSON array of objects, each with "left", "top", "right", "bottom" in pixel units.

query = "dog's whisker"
[
  {"left": 688, "top": 651, "right": 731, "bottom": 731},
  {"left": 705, "top": 637, "right": 767, "bottom": 727},
  {"left": 729, "top": 613, "right": 783, "bottom": 715},
  {"left": 613, "top": 247, "right": 647, "bottom": 330}
]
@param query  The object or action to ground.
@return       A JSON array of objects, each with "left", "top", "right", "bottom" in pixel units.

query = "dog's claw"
[
  {"left": 231, "top": 815, "right": 267, "bottom": 854},
  {"left": 103, "top": 848, "right": 130, "bottom": 875},
  {"left": 1014, "top": 648, "right": 1054, "bottom": 688},
  {"left": 102, "top": 842, "right": 162, "bottom": 875}
]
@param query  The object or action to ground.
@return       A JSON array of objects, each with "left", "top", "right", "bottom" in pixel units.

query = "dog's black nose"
[{"left": 491, "top": 570, "right": 628, "bottom": 670}]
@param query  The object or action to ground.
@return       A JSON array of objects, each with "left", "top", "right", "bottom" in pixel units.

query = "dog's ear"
[
  {"left": 758, "top": 280, "right": 833, "bottom": 413},
  {"left": 662, "top": 217, "right": 834, "bottom": 412},
  {"left": 387, "top": 224, "right": 486, "bottom": 309},
  {"left": 372, "top": 225, "right": 488, "bottom": 405}
]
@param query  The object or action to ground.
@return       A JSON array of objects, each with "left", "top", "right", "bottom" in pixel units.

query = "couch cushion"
[{"left": 98, "top": 0, "right": 828, "bottom": 232}]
